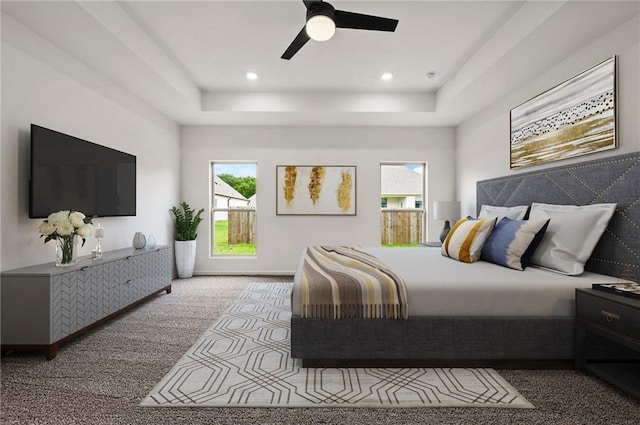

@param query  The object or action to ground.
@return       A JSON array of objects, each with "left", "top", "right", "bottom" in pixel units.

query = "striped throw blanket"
[{"left": 299, "top": 246, "right": 408, "bottom": 319}]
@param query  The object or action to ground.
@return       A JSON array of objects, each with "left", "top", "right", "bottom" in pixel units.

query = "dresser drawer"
[{"left": 577, "top": 291, "right": 640, "bottom": 340}]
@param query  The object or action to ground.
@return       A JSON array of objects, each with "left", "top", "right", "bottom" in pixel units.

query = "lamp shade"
[{"left": 433, "top": 201, "right": 460, "bottom": 221}]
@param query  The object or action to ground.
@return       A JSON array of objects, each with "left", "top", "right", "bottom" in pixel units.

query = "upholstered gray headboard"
[{"left": 477, "top": 151, "right": 640, "bottom": 280}]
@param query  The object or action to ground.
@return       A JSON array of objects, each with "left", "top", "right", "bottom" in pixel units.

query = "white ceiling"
[{"left": 2, "top": 1, "right": 638, "bottom": 126}]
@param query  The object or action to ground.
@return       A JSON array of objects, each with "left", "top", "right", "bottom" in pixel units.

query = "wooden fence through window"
[
  {"left": 381, "top": 209, "right": 424, "bottom": 245},
  {"left": 228, "top": 209, "right": 256, "bottom": 244}
]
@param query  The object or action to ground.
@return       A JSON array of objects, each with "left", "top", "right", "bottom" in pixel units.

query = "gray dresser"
[{"left": 1, "top": 246, "right": 172, "bottom": 360}]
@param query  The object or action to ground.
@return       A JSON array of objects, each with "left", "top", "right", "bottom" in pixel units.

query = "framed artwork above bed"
[
  {"left": 276, "top": 165, "right": 356, "bottom": 215},
  {"left": 510, "top": 56, "right": 617, "bottom": 169}
]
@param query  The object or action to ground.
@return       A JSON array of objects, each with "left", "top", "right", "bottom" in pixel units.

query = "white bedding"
[{"left": 292, "top": 247, "right": 621, "bottom": 317}]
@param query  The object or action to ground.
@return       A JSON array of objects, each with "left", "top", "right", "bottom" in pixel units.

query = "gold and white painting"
[
  {"left": 510, "top": 56, "right": 617, "bottom": 169},
  {"left": 276, "top": 165, "right": 356, "bottom": 215}
]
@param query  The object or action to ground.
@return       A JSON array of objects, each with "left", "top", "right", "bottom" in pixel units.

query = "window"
[
  {"left": 211, "top": 162, "right": 256, "bottom": 256},
  {"left": 380, "top": 163, "right": 426, "bottom": 246}
]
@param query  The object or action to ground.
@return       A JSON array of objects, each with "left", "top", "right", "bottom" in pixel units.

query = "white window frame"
[
  {"left": 380, "top": 161, "right": 427, "bottom": 245},
  {"left": 210, "top": 161, "right": 257, "bottom": 258}
]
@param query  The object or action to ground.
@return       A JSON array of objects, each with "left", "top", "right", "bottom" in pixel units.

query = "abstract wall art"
[
  {"left": 510, "top": 56, "right": 617, "bottom": 169},
  {"left": 276, "top": 165, "right": 356, "bottom": 215}
]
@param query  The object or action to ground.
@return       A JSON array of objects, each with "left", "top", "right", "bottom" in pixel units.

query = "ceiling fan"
[{"left": 281, "top": 0, "right": 399, "bottom": 60}]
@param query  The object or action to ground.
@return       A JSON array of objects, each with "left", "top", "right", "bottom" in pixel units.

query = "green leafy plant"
[{"left": 170, "top": 202, "right": 204, "bottom": 241}]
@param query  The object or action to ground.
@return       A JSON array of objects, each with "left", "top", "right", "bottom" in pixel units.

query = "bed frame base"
[
  {"left": 291, "top": 315, "right": 576, "bottom": 368},
  {"left": 302, "top": 358, "right": 574, "bottom": 369}
]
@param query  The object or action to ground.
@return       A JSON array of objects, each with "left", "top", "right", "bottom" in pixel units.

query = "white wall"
[
  {"left": 457, "top": 15, "right": 640, "bottom": 217},
  {"left": 181, "top": 126, "right": 456, "bottom": 274},
  {"left": 1, "top": 19, "right": 181, "bottom": 271}
]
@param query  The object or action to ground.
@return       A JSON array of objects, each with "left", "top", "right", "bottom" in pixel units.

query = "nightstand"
[{"left": 575, "top": 288, "right": 640, "bottom": 399}]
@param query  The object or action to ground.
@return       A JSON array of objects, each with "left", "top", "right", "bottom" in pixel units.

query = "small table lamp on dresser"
[{"left": 434, "top": 201, "right": 461, "bottom": 243}]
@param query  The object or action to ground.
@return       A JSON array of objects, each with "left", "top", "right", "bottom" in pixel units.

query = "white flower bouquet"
[{"left": 39, "top": 210, "right": 94, "bottom": 266}]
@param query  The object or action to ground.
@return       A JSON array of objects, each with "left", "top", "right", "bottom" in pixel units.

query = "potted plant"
[{"left": 170, "top": 202, "right": 204, "bottom": 278}]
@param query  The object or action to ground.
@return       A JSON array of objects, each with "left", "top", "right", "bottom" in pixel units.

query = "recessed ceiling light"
[
  {"left": 246, "top": 71, "right": 258, "bottom": 80},
  {"left": 380, "top": 72, "right": 393, "bottom": 81}
]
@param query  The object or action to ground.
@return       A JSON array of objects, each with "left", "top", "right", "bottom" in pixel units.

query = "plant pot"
[{"left": 174, "top": 240, "right": 196, "bottom": 278}]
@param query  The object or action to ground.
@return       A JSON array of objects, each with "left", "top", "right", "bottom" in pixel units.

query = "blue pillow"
[{"left": 481, "top": 217, "right": 550, "bottom": 271}]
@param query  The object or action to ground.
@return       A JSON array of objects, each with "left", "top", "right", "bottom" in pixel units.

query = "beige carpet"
[{"left": 141, "top": 282, "right": 533, "bottom": 408}]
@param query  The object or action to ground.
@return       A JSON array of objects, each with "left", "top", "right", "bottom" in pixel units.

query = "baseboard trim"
[{"left": 192, "top": 271, "right": 295, "bottom": 277}]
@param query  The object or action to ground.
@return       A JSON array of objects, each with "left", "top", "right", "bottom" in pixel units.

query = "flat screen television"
[{"left": 29, "top": 124, "right": 136, "bottom": 218}]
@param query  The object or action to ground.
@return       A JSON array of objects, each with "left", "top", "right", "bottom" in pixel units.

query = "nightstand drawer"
[{"left": 577, "top": 291, "right": 640, "bottom": 340}]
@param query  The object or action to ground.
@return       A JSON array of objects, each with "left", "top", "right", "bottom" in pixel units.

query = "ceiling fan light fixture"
[
  {"left": 281, "top": 0, "right": 398, "bottom": 60},
  {"left": 306, "top": 14, "right": 336, "bottom": 41}
]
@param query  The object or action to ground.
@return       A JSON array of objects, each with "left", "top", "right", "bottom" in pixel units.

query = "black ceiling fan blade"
[
  {"left": 303, "top": 0, "right": 317, "bottom": 10},
  {"left": 281, "top": 26, "right": 311, "bottom": 60},
  {"left": 334, "top": 10, "right": 398, "bottom": 32}
]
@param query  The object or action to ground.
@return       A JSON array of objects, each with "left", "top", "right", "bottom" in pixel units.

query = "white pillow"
[
  {"left": 529, "top": 203, "right": 617, "bottom": 275},
  {"left": 478, "top": 205, "right": 528, "bottom": 221}
]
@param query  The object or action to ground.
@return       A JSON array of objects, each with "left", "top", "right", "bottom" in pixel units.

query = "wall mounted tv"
[{"left": 29, "top": 124, "right": 136, "bottom": 218}]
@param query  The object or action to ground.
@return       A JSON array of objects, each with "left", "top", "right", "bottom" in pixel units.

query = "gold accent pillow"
[{"left": 442, "top": 217, "right": 497, "bottom": 263}]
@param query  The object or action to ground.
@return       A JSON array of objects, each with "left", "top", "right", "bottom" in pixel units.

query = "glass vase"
[
  {"left": 56, "top": 235, "right": 78, "bottom": 267},
  {"left": 93, "top": 224, "right": 104, "bottom": 261},
  {"left": 146, "top": 234, "right": 156, "bottom": 250}
]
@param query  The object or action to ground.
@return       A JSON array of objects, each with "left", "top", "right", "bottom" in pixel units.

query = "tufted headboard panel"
[{"left": 477, "top": 151, "right": 640, "bottom": 280}]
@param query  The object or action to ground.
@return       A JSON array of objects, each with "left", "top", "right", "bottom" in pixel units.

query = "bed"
[{"left": 290, "top": 151, "right": 640, "bottom": 368}]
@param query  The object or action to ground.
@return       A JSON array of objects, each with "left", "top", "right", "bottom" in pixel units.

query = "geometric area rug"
[{"left": 141, "top": 283, "right": 534, "bottom": 409}]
